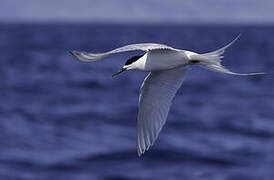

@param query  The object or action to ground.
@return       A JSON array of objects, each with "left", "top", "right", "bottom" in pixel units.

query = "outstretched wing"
[
  {"left": 137, "top": 67, "right": 188, "bottom": 156},
  {"left": 69, "top": 43, "right": 176, "bottom": 62}
]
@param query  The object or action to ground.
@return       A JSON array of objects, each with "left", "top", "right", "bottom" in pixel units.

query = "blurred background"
[{"left": 0, "top": 0, "right": 274, "bottom": 180}]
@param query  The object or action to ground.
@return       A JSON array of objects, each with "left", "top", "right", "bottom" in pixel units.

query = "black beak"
[{"left": 112, "top": 67, "right": 126, "bottom": 77}]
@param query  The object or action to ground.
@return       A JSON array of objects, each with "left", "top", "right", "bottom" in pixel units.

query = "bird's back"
[{"left": 140, "top": 50, "right": 189, "bottom": 72}]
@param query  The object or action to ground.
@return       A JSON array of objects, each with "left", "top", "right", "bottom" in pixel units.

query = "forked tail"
[{"left": 190, "top": 35, "right": 265, "bottom": 76}]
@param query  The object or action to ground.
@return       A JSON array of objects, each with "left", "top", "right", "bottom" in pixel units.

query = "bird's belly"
[{"left": 143, "top": 51, "right": 188, "bottom": 71}]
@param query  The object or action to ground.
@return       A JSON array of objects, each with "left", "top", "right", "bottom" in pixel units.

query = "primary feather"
[
  {"left": 137, "top": 67, "right": 188, "bottom": 156},
  {"left": 69, "top": 43, "right": 176, "bottom": 62}
]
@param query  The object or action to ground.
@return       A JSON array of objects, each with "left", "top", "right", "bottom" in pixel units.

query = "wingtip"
[
  {"left": 68, "top": 50, "right": 75, "bottom": 57},
  {"left": 137, "top": 146, "right": 145, "bottom": 157},
  {"left": 68, "top": 50, "right": 83, "bottom": 61},
  {"left": 137, "top": 151, "right": 143, "bottom": 157}
]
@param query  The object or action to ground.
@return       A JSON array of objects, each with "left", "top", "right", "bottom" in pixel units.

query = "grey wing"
[
  {"left": 69, "top": 43, "right": 176, "bottom": 62},
  {"left": 137, "top": 67, "right": 188, "bottom": 156}
]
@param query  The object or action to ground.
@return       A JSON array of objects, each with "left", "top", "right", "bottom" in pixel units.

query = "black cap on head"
[
  {"left": 112, "top": 54, "right": 145, "bottom": 78},
  {"left": 125, "top": 54, "right": 144, "bottom": 66}
]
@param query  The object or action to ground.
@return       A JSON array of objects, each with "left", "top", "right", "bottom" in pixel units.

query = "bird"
[{"left": 69, "top": 35, "right": 264, "bottom": 156}]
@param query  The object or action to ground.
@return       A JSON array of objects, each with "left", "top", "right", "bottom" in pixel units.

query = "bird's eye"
[{"left": 125, "top": 55, "right": 143, "bottom": 65}]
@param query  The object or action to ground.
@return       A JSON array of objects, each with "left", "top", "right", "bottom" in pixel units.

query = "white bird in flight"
[{"left": 69, "top": 35, "right": 264, "bottom": 156}]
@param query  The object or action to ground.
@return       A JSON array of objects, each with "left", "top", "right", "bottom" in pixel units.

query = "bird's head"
[{"left": 112, "top": 54, "right": 144, "bottom": 77}]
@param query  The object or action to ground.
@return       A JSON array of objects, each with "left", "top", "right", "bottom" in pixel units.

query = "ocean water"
[{"left": 0, "top": 24, "right": 273, "bottom": 180}]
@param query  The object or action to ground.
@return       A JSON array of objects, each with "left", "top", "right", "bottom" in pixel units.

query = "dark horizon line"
[{"left": 0, "top": 20, "right": 274, "bottom": 27}]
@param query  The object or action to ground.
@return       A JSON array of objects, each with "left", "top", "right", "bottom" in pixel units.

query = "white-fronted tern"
[{"left": 69, "top": 35, "right": 264, "bottom": 156}]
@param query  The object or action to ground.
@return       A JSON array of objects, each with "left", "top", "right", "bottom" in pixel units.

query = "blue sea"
[{"left": 0, "top": 24, "right": 273, "bottom": 180}]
